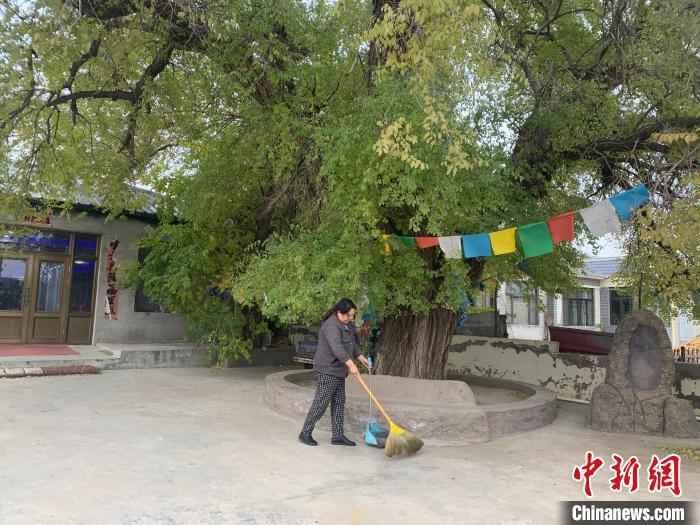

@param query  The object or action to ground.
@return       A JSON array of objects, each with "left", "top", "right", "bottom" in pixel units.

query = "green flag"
[
  {"left": 517, "top": 222, "right": 554, "bottom": 258},
  {"left": 397, "top": 236, "right": 417, "bottom": 248}
]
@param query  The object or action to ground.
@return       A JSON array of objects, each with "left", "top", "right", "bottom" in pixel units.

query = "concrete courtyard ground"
[{"left": 1, "top": 367, "right": 698, "bottom": 525}]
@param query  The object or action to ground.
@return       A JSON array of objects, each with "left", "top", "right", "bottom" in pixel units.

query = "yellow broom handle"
[{"left": 354, "top": 374, "right": 393, "bottom": 426}]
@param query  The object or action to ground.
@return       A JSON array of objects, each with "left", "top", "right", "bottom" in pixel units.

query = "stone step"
[
  {"left": 211, "top": 345, "right": 293, "bottom": 368},
  {"left": 99, "top": 344, "right": 211, "bottom": 370},
  {"left": 0, "top": 347, "right": 118, "bottom": 370},
  {"left": 0, "top": 365, "right": 100, "bottom": 378},
  {"left": 0, "top": 344, "right": 210, "bottom": 371},
  {"left": 0, "top": 343, "right": 292, "bottom": 374}
]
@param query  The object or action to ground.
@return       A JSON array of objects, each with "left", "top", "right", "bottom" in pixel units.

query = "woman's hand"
[
  {"left": 346, "top": 359, "right": 360, "bottom": 376},
  {"left": 357, "top": 355, "right": 370, "bottom": 370}
]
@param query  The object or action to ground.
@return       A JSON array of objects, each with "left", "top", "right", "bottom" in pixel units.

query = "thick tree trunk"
[{"left": 376, "top": 307, "right": 457, "bottom": 379}]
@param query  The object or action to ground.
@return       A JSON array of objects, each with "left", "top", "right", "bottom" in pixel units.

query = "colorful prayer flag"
[
  {"left": 579, "top": 200, "right": 621, "bottom": 236},
  {"left": 415, "top": 237, "right": 440, "bottom": 249},
  {"left": 609, "top": 185, "right": 650, "bottom": 221},
  {"left": 517, "top": 222, "right": 554, "bottom": 258},
  {"left": 438, "top": 236, "right": 462, "bottom": 259},
  {"left": 397, "top": 236, "right": 417, "bottom": 248},
  {"left": 489, "top": 227, "right": 517, "bottom": 255},
  {"left": 547, "top": 212, "right": 575, "bottom": 244},
  {"left": 462, "top": 233, "right": 492, "bottom": 258},
  {"left": 381, "top": 234, "right": 392, "bottom": 255}
]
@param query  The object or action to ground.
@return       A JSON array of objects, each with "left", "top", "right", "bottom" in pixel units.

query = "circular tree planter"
[{"left": 265, "top": 370, "right": 556, "bottom": 445}]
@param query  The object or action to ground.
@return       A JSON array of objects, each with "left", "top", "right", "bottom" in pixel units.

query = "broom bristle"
[{"left": 384, "top": 427, "right": 424, "bottom": 458}]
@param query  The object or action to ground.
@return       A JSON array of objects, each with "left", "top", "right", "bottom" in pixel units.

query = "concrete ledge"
[
  {"left": 2, "top": 368, "right": 27, "bottom": 378},
  {"left": 217, "top": 347, "right": 293, "bottom": 368},
  {"left": 0, "top": 344, "right": 212, "bottom": 371},
  {"left": 265, "top": 370, "right": 556, "bottom": 444},
  {"left": 100, "top": 344, "right": 210, "bottom": 370},
  {"left": 451, "top": 375, "right": 558, "bottom": 438},
  {"left": 0, "top": 365, "right": 100, "bottom": 378},
  {"left": 448, "top": 335, "right": 700, "bottom": 418}
]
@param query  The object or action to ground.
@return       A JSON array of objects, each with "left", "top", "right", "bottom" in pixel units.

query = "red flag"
[
  {"left": 547, "top": 212, "right": 575, "bottom": 244},
  {"left": 415, "top": 237, "right": 439, "bottom": 249}
]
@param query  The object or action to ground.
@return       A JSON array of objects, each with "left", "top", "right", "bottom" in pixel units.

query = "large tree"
[{"left": 1, "top": 0, "right": 698, "bottom": 377}]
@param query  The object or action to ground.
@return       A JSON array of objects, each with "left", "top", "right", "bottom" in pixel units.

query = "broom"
[{"left": 354, "top": 373, "right": 424, "bottom": 458}]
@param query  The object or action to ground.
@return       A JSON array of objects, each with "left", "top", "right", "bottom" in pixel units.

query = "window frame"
[
  {"left": 134, "top": 247, "right": 168, "bottom": 314},
  {"left": 564, "top": 288, "right": 595, "bottom": 326},
  {"left": 505, "top": 283, "right": 540, "bottom": 326},
  {"left": 609, "top": 288, "right": 634, "bottom": 326}
]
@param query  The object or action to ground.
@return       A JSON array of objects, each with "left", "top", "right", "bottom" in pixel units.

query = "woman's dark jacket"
[{"left": 313, "top": 315, "right": 361, "bottom": 377}]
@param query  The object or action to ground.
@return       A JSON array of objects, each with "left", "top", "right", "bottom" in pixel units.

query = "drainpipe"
[{"left": 493, "top": 283, "right": 499, "bottom": 337}]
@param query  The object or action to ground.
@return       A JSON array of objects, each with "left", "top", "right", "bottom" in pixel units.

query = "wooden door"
[
  {"left": 0, "top": 255, "right": 32, "bottom": 343},
  {"left": 27, "top": 254, "right": 71, "bottom": 343}
]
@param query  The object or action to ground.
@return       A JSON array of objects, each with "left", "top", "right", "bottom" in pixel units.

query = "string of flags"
[{"left": 381, "top": 185, "right": 650, "bottom": 260}]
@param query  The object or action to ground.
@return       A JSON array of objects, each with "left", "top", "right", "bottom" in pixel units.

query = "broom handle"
[
  {"left": 354, "top": 373, "right": 393, "bottom": 426},
  {"left": 367, "top": 356, "right": 373, "bottom": 420}
]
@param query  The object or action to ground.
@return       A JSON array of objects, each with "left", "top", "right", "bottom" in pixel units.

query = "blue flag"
[
  {"left": 609, "top": 185, "right": 650, "bottom": 221},
  {"left": 462, "top": 233, "right": 492, "bottom": 258}
]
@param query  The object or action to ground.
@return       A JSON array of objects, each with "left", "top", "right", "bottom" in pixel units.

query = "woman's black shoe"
[
  {"left": 299, "top": 433, "right": 318, "bottom": 446},
  {"left": 331, "top": 435, "right": 356, "bottom": 446}
]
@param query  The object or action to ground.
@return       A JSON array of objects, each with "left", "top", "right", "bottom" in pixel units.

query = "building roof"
[
  {"left": 30, "top": 186, "right": 159, "bottom": 222},
  {"left": 582, "top": 257, "right": 623, "bottom": 279}
]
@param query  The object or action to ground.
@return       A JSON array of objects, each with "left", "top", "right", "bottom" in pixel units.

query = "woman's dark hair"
[{"left": 322, "top": 298, "right": 357, "bottom": 321}]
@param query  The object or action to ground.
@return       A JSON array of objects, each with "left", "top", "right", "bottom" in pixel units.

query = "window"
[
  {"left": 36, "top": 261, "right": 64, "bottom": 313},
  {"left": 69, "top": 259, "right": 96, "bottom": 313},
  {"left": 69, "top": 235, "right": 99, "bottom": 314},
  {"left": 134, "top": 247, "right": 168, "bottom": 313},
  {"left": 74, "top": 234, "right": 98, "bottom": 258},
  {"left": 564, "top": 288, "right": 595, "bottom": 326},
  {"left": 506, "top": 283, "right": 539, "bottom": 325},
  {"left": 610, "top": 289, "right": 633, "bottom": 326},
  {"left": 0, "top": 258, "right": 26, "bottom": 311},
  {"left": 0, "top": 230, "right": 69, "bottom": 253}
]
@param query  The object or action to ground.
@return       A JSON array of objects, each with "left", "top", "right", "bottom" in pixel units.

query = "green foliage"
[
  {"left": 1, "top": 0, "right": 699, "bottom": 352},
  {"left": 616, "top": 172, "right": 700, "bottom": 318},
  {"left": 117, "top": 222, "right": 263, "bottom": 362}
]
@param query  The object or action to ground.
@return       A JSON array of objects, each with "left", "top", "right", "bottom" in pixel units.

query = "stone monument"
[{"left": 591, "top": 310, "right": 699, "bottom": 438}]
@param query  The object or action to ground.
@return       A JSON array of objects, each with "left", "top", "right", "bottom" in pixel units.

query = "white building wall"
[
  {"left": 672, "top": 314, "right": 700, "bottom": 348},
  {"left": 50, "top": 213, "right": 188, "bottom": 344},
  {"left": 498, "top": 287, "right": 547, "bottom": 341},
  {"left": 594, "top": 286, "right": 601, "bottom": 327}
]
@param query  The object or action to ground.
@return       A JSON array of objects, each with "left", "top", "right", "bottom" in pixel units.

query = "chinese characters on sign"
[
  {"left": 23, "top": 215, "right": 51, "bottom": 225},
  {"left": 104, "top": 239, "right": 119, "bottom": 320},
  {"left": 572, "top": 451, "right": 681, "bottom": 498}
]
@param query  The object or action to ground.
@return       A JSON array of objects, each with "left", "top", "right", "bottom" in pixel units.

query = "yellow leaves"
[
  {"left": 651, "top": 131, "right": 699, "bottom": 144},
  {"left": 364, "top": 0, "right": 483, "bottom": 81},
  {"left": 463, "top": 4, "right": 482, "bottom": 18},
  {"left": 444, "top": 139, "right": 473, "bottom": 176},
  {"left": 422, "top": 95, "right": 450, "bottom": 145},
  {"left": 374, "top": 117, "right": 427, "bottom": 170},
  {"left": 374, "top": 93, "right": 478, "bottom": 176}
]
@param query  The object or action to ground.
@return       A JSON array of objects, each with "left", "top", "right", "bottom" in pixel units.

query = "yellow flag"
[
  {"left": 489, "top": 227, "right": 517, "bottom": 255},
  {"left": 381, "top": 234, "right": 393, "bottom": 255}
]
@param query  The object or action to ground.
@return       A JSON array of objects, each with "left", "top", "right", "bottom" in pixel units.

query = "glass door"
[
  {"left": 27, "top": 255, "right": 70, "bottom": 343},
  {"left": 0, "top": 256, "right": 31, "bottom": 343}
]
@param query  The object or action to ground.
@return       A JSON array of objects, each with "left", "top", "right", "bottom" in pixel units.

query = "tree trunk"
[{"left": 376, "top": 307, "right": 457, "bottom": 379}]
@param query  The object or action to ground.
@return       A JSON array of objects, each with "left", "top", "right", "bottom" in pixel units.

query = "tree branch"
[
  {"left": 46, "top": 89, "right": 136, "bottom": 107},
  {"left": 64, "top": 38, "right": 102, "bottom": 91},
  {"left": 590, "top": 117, "right": 700, "bottom": 155},
  {"left": 2, "top": 48, "right": 37, "bottom": 132}
]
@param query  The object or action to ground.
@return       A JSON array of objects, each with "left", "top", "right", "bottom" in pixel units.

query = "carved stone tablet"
[{"left": 591, "top": 310, "right": 698, "bottom": 438}]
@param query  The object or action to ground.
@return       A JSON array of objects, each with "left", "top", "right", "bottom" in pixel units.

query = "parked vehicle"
[{"left": 548, "top": 326, "right": 614, "bottom": 355}]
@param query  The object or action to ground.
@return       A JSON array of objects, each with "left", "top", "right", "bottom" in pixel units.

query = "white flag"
[
  {"left": 438, "top": 236, "right": 462, "bottom": 259},
  {"left": 579, "top": 200, "right": 621, "bottom": 236}
]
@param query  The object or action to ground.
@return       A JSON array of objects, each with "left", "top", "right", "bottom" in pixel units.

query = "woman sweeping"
[{"left": 299, "top": 298, "right": 370, "bottom": 446}]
